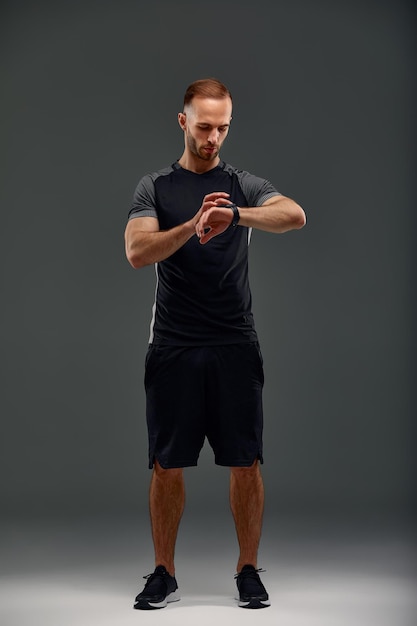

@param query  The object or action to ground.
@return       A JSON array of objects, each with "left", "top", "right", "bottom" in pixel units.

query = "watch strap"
[{"left": 225, "top": 203, "right": 240, "bottom": 227}]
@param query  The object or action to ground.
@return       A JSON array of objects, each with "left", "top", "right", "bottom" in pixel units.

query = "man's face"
[{"left": 179, "top": 96, "right": 232, "bottom": 162}]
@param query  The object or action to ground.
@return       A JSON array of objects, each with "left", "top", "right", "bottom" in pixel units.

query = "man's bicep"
[
  {"left": 261, "top": 194, "right": 284, "bottom": 207},
  {"left": 125, "top": 216, "right": 159, "bottom": 236}
]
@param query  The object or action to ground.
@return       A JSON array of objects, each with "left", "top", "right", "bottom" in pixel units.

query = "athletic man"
[{"left": 125, "top": 78, "right": 306, "bottom": 610}]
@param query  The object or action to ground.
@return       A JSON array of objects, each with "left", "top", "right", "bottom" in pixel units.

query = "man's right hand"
[{"left": 193, "top": 191, "right": 231, "bottom": 236}]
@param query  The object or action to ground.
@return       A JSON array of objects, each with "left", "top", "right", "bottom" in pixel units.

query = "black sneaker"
[
  {"left": 133, "top": 565, "right": 180, "bottom": 610},
  {"left": 235, "top": 564, "right": 271, "bottom": 609}
]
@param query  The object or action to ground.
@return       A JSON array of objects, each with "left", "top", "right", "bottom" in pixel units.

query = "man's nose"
[{"left": 208, "top": 129, "right": 219, "bottom": 144}]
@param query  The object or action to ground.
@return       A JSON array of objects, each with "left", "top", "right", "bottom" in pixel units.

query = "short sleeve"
[
  {"left": 128, "top": 174, "right": 158, "bottom": 220},
  {"left": 236, "top": 170, "right": 281, "bottom": 207}
]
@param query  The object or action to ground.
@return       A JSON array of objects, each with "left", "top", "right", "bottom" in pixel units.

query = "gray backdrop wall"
[{"left": 1, "top": 0, "right": 415, "bottom": 522}]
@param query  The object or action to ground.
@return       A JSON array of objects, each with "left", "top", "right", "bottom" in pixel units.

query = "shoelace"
[
  {"left": 142, "top": 570, "right": 167, "bottom": 587},
  {"left": 234, "top": 567, "right": 266, "bottom": 580}
]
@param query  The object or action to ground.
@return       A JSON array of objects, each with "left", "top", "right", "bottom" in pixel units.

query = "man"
[{"left": 125, "top": 78, "right": 305, "bottom": 610}]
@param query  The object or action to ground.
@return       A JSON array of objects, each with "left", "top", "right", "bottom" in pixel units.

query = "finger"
[
  {"left": 199, "top": 229, "right": 214, "bottom": 245},
  {"left": 214, "top": 198, "right": 234, "bottom": 207},
  {"left": 203, "top": 192, "right": 230, "bottom": 202},
  {"left": 195, "top": 216, "right": 209, "bottom": 238},
  {"left": 200, "top": 201, "right": 218, "bottom": 215},
  {"left": 198, "top": 226, "right": 213, "bottom": 242}
]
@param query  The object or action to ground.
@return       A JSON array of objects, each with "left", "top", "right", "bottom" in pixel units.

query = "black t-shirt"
[{"left": 128, "top": 161, "right": 280, "bottom": 346}]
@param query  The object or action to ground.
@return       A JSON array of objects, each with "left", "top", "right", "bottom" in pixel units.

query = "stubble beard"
[{"left": 187, "top": 134, "right": 219, "bottom": 162}]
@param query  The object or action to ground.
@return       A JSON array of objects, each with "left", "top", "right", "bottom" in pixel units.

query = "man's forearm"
[
  {"left": 238, "top": 197, "right": 306, "bottom": 233},
  {"left": 126, "top": 221, "right": 196, "bottom": 269}
]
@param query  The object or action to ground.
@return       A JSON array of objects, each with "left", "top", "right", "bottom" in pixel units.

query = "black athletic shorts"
[{"left": 144, "top": 343, "right": 264, "bottom": 469}]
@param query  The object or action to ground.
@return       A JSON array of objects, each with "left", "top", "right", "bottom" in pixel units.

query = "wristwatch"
[{"left": 225, "top": 203, "right": 240, "bottom": 227}]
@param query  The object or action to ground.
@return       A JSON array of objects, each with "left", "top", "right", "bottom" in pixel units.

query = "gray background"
[{"left": 1, "top": 1, "right": 416, "bottom": 624}]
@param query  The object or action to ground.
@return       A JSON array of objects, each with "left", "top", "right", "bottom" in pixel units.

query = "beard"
[{"left": 187, "top": 133, "right": 219, "bottom": 161}]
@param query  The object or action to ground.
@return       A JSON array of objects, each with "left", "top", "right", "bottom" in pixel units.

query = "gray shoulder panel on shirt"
[
  {"left": 129, "top": 163, "right": 281, "bottom": 220},
  {"left": 128, "top": 165, "right": 174, "bottom": 220},
  {"left": 223, "top": 162, "right": 281, "bottom": 207}
]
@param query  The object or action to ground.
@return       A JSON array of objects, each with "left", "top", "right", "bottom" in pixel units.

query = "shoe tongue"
[
  {"left": 241, "top": 564, "right": 256, "bottom": 572},
  {"left": 154, "top": 565, "right": 167, "bottom": 574}
]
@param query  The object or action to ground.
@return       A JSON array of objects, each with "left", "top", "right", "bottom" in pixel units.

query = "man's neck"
[{"left": 177, "top": 152, "right": 221, "bottom": 174}]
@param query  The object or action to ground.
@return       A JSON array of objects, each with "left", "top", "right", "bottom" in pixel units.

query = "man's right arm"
[
  {"left": 124, "top": 216, "right": 196, "bottom": 269},
  {"left": 124, "top": 191, "right": 231, "bottom": 269}
]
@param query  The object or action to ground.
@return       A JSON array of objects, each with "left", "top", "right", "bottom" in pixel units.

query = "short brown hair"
[{"left": 183, "top": 78, "right": 232, "bottom": 108}]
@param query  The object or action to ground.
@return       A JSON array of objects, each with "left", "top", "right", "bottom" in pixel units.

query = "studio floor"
[{"left": 1, "top": 514, "right": 416, "bottom": 626}]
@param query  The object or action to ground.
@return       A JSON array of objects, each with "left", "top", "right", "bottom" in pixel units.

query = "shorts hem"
[
  {"left": 149, "top": 456, "right": 199, "bottom": 469},
  {"left": 214, "top": 453, "right": 264, "bottom": 467}
]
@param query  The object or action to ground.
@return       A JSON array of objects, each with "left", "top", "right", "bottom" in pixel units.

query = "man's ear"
[{"left": 178, "top": 112, "right": 186, "bottom": 131}]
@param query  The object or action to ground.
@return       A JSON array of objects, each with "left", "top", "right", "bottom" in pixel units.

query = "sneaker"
[
  {"left": 235, "top": 564, "right": 271, "bottom": 609},
  {"left": 133, "top": 565, "right": 180, "bottom": 610}
]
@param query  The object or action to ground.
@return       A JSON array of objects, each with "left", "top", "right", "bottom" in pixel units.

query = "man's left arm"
[
  {"left": 237, "top": 195, "right": 306, "bottom": 233},
  {"left": 196, "top": 195, "right": 306, "bottom": 244}
]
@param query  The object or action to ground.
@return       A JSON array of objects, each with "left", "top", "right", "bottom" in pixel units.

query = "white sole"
[{"left": 148, "top": 590, "right": 181, "bottom": 609}]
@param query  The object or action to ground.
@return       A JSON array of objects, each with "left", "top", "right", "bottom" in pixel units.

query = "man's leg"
[
  {"left": 149, "top": 460, "right": 185, "bottom": 576},
  {"left": 230, "top": 460, "right": 264, "bottom": 572}
]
